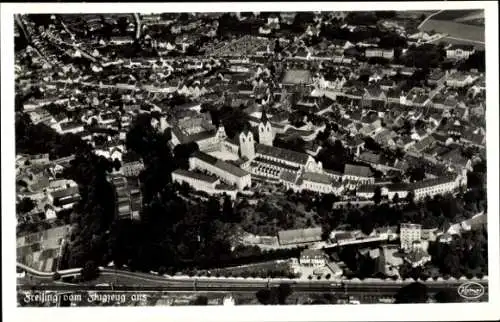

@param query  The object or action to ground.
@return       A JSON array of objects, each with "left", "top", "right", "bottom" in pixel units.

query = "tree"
[
  {"left": 394, "top": 282, "right": 429, "bottom": 303},
  {"left": 81, "top": 260, "right": 99, "bottom": 281},
  {"left": 207, "top": 197, "right": 221, "bottom": 220},
  {"left": 179, "top": 13, "right": 190, "bottom": 22},
  {"left": 17, "top": 197, "right": 36, "bottom": 214},
  {"left": 256, "top": 289, "right": 272, "bottom": 305},
  {"left": 274, "top": 39, "right": 282, "bottom": 54},
  {"left": 117, "top": 16, "right": 129, "bottom": 35},
  {"left": 373, "top": 186, "right": 382, "bottom": 205},
  {"left": 393, "top": 193, "right": 400, "bottom": 204},
  {"left": 222, "top": 195, "right": 234, "bottom": 222},
  {"left": 277, "top": 283, "right": 293, "bottom": 304},
  {"left": 360, "top": 215, "right": 375, "bottom": 236},
  {"left": 375, "top": 11, "right": 397, "bottom": 19},
  {"left": 434, "top": 289, "right": 461, "bottom": 303},
  {"left": 291, "top": 12, "right": 314, "bottom": 33},
  {"left": 193, "top": 295, "right": 208, "bottom": 305},
  {"left": 173, "top": 142, "right": 199, "bottom": 169},
  {"left": 53, "top": 272, "right": 61, "bottom": 281},
  {"left": 405, "top": 191, "right": 415, "bottom": 204},
  {"left": 407, "top": 165, "right": 426, "bottom": 182},
  {"left": 442, "top": 252, "right": 461, "bottom": 276}
]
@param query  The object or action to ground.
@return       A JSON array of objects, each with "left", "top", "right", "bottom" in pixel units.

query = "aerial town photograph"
[{"left": 13, "top": 7, "right": 489, "bottom": 308}]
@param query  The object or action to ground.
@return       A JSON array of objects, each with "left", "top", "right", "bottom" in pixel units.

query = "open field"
[
  {"left": 430, "top": 37, "right": 485, "bottom": 50},
  {"left": 431, "top": 9, "right": 483, "bottom": 22},
  {"left": 420, "top": 19, "right": 484, "bottom": 43}
]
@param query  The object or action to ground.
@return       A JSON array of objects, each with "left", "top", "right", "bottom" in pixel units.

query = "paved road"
[{"left": 418, "top": 10, "right": 445, "bottom": 29}]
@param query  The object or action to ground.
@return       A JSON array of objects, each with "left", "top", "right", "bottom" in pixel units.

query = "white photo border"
[{"left": 2, "top": 1, "right": 499, "bottom": 321}]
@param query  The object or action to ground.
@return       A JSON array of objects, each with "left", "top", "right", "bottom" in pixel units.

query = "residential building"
[
  {"left": 446, "top": 72, "right": 479, "bottom": 88},
  {"left": 121, "top": 151, "right": 144, "bottom": 177},
  {"left": 400, "top": 223, "right": 422, "bottom": 252},
  {"left": 365, "top": 48, "right": 394, "bottom": 60},
  {"left": 48, "top": 186, "right": 80, "bottom": 212},
  {"left": 300, "top": 249, "right": 327, "bottom": 267},
  {"left": 51, "top": 121, "right": 85, "bottom": 134},
  {"left": 446, "top": 44, "right": 475, "bottom": 60}
]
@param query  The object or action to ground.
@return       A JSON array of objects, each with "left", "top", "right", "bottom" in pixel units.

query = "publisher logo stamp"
[{"left": 457, "top": 282, "right": 485, "bottom": 300}]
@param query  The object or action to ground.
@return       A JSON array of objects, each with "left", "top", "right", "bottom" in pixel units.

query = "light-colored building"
[
  {"left": 300, "top": 249, "right": 327, "bottom": 267},
  {"left": 122, "top": 160, "right": 144, "bottom": 177},
  {"left": 411, "top": 174, "right": 461, "bottom": 201},
  {"left": 239, "top": 128, "right": 256, "bottom": 160},
  {"left": 296, "top": 172, "right": 340, "bottom": 194},
  {"left": 189, "top": 151, "right": 251, "bottom": 191},
  {"left": 51, "top": 121, "right": 85, "bottom": 134},
  {"left": 365, "top": 48, "right": 394, "bottom": 60},
  {"left": 446, "top": 72, "right": 479, "bottom": 88},
  {"left": 171, "top": 168, "right": 238, "bottom": 199},
  {"left": 400, "top": 223, "right": 422, "bottom": 252},
  {"left": 445, "top": 44, "right": 475, "bottom": 60}
]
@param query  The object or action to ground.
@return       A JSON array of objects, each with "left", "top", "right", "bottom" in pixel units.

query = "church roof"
[
  {"left": 191, "top": 151, "right": 249, "bottom": 178},
  {"left": 240, "top": 123, "right": 252, "bottom": 136},
  {"left": 261, "top": 108, "right": 269, "bottom": 124},
  {"left": 344, "top": 164, "right": 373, "bottom": 178},
  {"left": 301, "top": 172, "right": 332, "bottom": 185},
  {"left": 256, "top": 144, "right": 311, "bottom": 165}
]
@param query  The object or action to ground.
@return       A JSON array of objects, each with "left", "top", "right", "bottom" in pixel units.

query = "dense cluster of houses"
[
  {"left": 15, "top": 12, "right": 486, "bottom": 282},
  {"left": 16, "top": 153, "right": 80, "bottom": 223}
]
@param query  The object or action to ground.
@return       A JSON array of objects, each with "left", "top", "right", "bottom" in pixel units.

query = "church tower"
[
  {"left": 217, "top": 124, "right": 227, "bottom": 150},
  {"left": 258, "top": 109, "right": 274, "bottom": 146},
  {"left": 217, "top": 124, "right": 227, "bottom": 141},
  {"left": 239, "top": 125, "right": 255, "bottom": 160}
]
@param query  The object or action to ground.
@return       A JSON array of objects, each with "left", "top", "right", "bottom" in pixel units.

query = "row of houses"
[{"left": 355, "top": 170, "right": 467, "bottom": 201}]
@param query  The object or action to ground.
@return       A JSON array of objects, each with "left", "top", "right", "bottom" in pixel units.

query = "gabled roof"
[
  {"left": 301, "top": 172, "right": 333, "bottom": 185},
  {"left": 191, "top": 151, "right": 249, "bottom": 178},
  {"left": 172, "top": 169, "right": 219, "bottom": 184},
  {"left": 51, "top": 186, "right": 79, "bottom": 199},
  {"left": 344, "top": 164, "right": 373, "bottom": 178},
  {"left": 365, "top": 85, "right": 385, "bottom": 99},
  {"left": 358, "top": 151, "right": 382, "bottom": 164},
  {"left": 409, "top": 174, "right": 457, "bottom": 191},
  {"left": 256, "top": 144, "right": 311, "bottom": 165}
]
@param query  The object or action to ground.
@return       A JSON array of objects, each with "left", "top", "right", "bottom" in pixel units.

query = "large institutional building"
[
  {"left": 170, "top": 110, "right": 346, "bottom": 196},
  {"left": 169, "top": 110, "right": 468, "bottom": 202}
]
